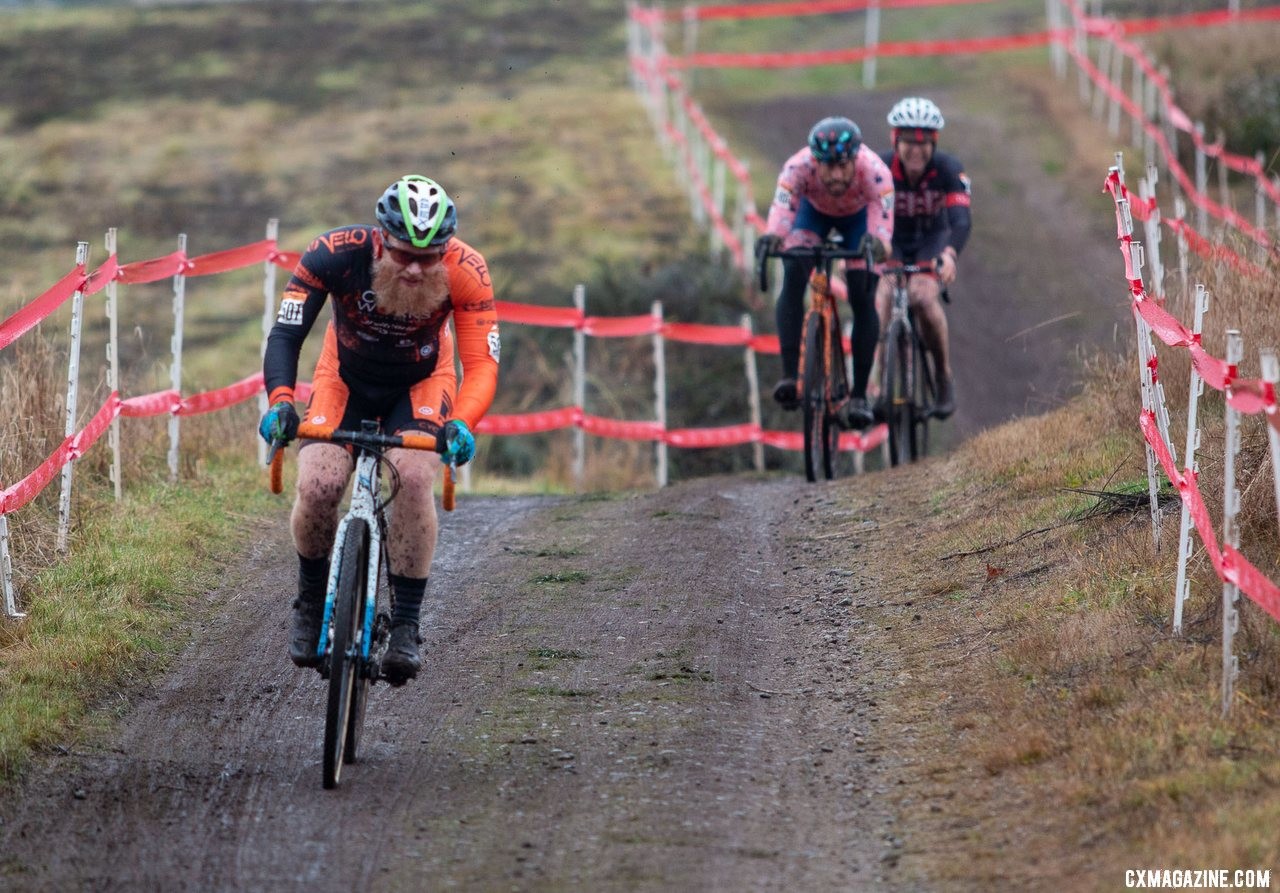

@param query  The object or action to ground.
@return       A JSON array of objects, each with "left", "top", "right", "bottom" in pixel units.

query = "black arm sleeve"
[
  {"left": 946, "top": 204, "right": 972, "bottom": 255},
  {"left": 263, "top": 268, "right": 330, "bottom": 396}
]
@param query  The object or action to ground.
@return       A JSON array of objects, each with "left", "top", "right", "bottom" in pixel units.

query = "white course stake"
[
  {"left": 1046, "top": 0, "right": 1066, "bottom": 79},
  {"left": 1115, "top": 158, "right": 1173, "bottom": 547},
  {"left": 863, "top": 0, "right": 880, "bottom": 89},
  {"left": 1107, "top": 34, "right": 1124, "bottom": 137},
  {"left": 0, "top": 513, "right": 19, "bottom": 619},
  {"left": 1194, "top": 122, "right": 1209, "bottom": 235},
  {"left": 742, "top": 314, "right": 764, "bottom": 473},
  {"left": 105, "top": 228, "right": 122, "bottom": 502},
  {"left": 652, "top": 300, "right": 668, "bottom": 488},
  {"left": 1173, "top": 195, "right": 1190, "bottom": 316},
  {"left": 1221, "top": 330, "right": 1243, "bottom": 717},
  {"left": 1173, "top": 284, "right": 1209, "bottom": 635},
  {"left": 56, "top": 242, "right": 90, "bottom": 555},
  {"left": 168, "top": 234, "right": 188, "bottom": 482},
  {"left": 1139, "top": 165, "right": 1165, "bottom": 302},
  {"left": 259, "top": 218, "right": 280, "bottom": 467},
  {"left": 573, "top": 284, "right": 586, "bottom": 491}
]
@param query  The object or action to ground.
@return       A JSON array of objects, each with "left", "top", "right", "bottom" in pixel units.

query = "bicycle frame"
[{"left": 318, "top": 448, "right": 383, "bottom": 666}]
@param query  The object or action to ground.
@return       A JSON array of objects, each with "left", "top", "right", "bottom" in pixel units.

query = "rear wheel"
[
  {"left": 910, "top": 333, "right": 934, "bottom": 461},
  {"left": 323, "top": 519, "right": 368, "bottom": 789},
  {"left": 801, "top": 313, "right": 828, "bottom": 483},
  {"left": 883, "top": 326, "right": 912, "bottom": 467}
]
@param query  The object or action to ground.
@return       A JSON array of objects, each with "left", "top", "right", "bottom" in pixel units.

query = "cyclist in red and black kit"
[
  {"left": 757, "top": 116, "right": 894, "bottom": 430},
  {"left": 258, "top": 175, "right": 500, "bottom": 686},
  {"left": 875, "top": 97, "right": 971, "bottom": 419}
]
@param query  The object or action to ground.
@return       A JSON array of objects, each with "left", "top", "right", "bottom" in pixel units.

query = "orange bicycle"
[{"left": 758, "top": 239, "right": 866, "bottom": 482}]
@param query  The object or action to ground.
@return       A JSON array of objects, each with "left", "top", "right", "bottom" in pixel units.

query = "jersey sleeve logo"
[
  {"left": 959, "top": 173, "right": 972, "bottom": 196},
  {"left": 487, "top": 325, "right": 501, "bottom": 364}
]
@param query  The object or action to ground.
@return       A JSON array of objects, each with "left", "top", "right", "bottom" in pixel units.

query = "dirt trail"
[
  {"left": 0, "top": 477, "right": 923, "bottom": 891},
  {"left": 0, "top": 62, "right": 1130, "bottom": 893}
]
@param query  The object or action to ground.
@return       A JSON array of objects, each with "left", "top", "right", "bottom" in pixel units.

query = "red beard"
[{"left": 370, "top": 257, "right": 450, "bottom": 318}]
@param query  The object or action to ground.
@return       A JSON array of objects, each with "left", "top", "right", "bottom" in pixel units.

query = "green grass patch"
[
  {"left": 529, "top": 570, "right": 590, "bottom": 585},
  {"left": 646, "top": 665, "right": 715, "bottom": 683},
  {"left": 0, "top": 459, "right": 277, "bottom": 779},
  {"left": 528, "top": 647, "right": 588, "bottom": 661},
  {"left": 509, "top": 546, "right": 584, "bottom": 559}
]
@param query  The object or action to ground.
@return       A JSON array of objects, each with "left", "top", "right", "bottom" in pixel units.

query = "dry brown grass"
[
  {"left": 1144, "top": 20, "right": 1280, "bottom": 158},
  {"left": 879, "top": 252, "right": 1280, "bottom": 883},
  {"left": 0, "top": 334, "right": 67, "bottom": 574},
  {"left": 0, "top": 320, "right": 265, "bottom": 596}
]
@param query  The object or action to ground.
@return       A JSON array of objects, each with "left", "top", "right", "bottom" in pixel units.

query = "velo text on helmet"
[
  {"left": 375, "top": 175, "right": 458, "bottom": 248},
  {"left": 807, "top": 116, "right": 862, "bottom": 164},
  {"left": 887, "top": 97, "right": 945, "bottom": 144}
]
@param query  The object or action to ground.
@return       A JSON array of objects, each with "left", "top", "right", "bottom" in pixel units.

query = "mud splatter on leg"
[
  {"left": 291, "top": 443, "right": 352, "bottom": 559},
  {"left": 385, "top": 448, "right": 439, "bottom": 578}
]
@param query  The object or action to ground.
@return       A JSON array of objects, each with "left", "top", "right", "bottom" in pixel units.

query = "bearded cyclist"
[
  {"left": 259, "top": 175, "right": 500, "bottom": 686},
  {"left": 756, "top": 116, "right": 894, "bottom": 430},
  {"left": 875, "top": 97, "right": 971, "bottom": 420}
]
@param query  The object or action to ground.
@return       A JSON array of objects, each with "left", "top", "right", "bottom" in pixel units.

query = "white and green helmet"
[{"left": 375, "top": 175, "right": 458, "bottom": 248}]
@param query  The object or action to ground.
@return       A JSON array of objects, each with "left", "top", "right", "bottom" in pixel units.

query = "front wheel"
[
  {"left": 323, "top": 518, "right": 368, "bottom": 789},
  {"left": 801, "top": 312, "right": 829, "bottom": 482},
  {"left": 823, "top": 313, "right": 849, "bottom": 479},
  {"left": 344, "top": 555, "right": 380, "bottom": 765}
]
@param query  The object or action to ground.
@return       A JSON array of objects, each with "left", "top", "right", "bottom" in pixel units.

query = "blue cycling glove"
[
  {"left": 258, "top": 401, "right": 300, "bottom": 445},
  {"left": 442, "top": 419, "right": 476, "bottom": 466}
]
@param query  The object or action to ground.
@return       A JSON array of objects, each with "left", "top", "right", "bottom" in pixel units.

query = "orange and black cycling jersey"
[{"left": 263, "top": 224, "right": 499, "bottom": 429}]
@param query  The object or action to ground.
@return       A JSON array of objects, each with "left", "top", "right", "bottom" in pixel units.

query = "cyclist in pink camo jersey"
[{"left": 756, "top": 116, "right": 894, "bottom": 430}]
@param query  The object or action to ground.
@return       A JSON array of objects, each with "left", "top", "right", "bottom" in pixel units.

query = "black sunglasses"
[{"left": 381, "top": 236, "right": 445, "bottom": 267}]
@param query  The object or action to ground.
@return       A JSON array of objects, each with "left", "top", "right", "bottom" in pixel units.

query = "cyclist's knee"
[
  {"left": 296, "top": 446, "right": 351, "bottom": 509},
  {"left": 387, "top": 449, "right": 439, "bottom": 495},
  {"left": 296, "top": 473, "right": 346, "bottom": 511},
  {"left": 908, "top": 275, "right": 943, "bottom": 305}
]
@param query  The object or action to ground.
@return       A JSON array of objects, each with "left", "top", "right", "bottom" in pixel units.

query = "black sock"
[
  {"left": 389, "top": 574, "right": 427, "bottom": 627},
  {"left": 298, "top": 553, "right": 329, "bottom": 600}
]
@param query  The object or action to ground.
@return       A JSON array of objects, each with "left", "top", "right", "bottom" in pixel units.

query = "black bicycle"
[
  {"left": 877, "top": 262, "right": 942, "bottom": 466},
  {"left": 270, "top": 421, "right": 455, "bottom": 788},
  {"left": 758, "top": 239, "right": 870, "bottom": 481}
]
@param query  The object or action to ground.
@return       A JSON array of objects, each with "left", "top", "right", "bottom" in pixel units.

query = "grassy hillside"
[
  {"left": 0, "top": 1, "right": 743, "bottom": 482},
  {"left": 0, "top": 0, "right": 709, "bottom": 773}
]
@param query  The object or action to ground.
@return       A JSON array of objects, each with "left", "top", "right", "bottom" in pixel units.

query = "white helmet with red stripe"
[{"left": 887, "top": 97, "right": 945, "bottom": 131}]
